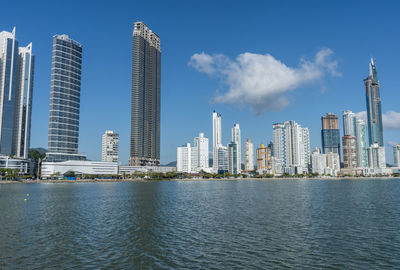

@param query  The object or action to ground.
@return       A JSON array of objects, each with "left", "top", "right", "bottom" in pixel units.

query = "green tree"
[{"left": 64, "top": 171, "right": 76, "bottom": 177}]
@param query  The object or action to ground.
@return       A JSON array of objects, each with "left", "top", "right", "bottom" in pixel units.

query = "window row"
[
  {"left": 51, "top": 93, "right": 80, "bottom": 103},
  {"left": 53, "top": 62, "right": 81, "bottom": 75},
  {"left": 54, "top": 50, "right": 81, "bottom": 64},
  {"left": 53, "top": 56, "right": 81, "bottom": 69},
  {"left": 50, "top": 104, "right": 80, "bottom": 114},
  {"left": 52, "top": 75, "right": 81, "bottom": 85}
]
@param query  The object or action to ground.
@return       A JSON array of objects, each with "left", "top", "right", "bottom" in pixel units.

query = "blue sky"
[{"left": 2, "top": 0, "right": 400, "bottom": 164}]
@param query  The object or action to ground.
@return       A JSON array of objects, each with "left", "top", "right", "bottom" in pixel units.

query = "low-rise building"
[{"left": 41, "top": 160, "right": 118, "bottom": 178}]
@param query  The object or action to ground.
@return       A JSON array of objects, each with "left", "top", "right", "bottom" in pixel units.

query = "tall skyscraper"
[
  {"left": 0, "top": 28, "right": 34, "bottom": 158},
  {"left": 46, "top": 34, "right": 85, "bottom": 162},
  {"left": 364, "top": 58, "right": 384, "bottom": 146},
  {"left": 130, "top": 22, "right": 161, "bottom": 166},
  {"left": 393, "top": 144, "right": 400, "bottom": 167},
  {"left": 231, "top": 124, "right": 241, "bottom": 173},
  {"left": 212, "top": 110, "right": 222, "bottom": 172},
  {"left": 244, "top": 138, "right": 254, "bottom": 171},
  {"left": 102, "top": 130, "right": 119, "bottom": 162},
  {"left": 321, "top": 113, "right": 340, "bottom": 157}
]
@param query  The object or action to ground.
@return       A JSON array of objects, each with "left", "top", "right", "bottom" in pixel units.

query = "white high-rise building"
[
  {"left": 343, "top": 110, "right": 355, "bottom": 136},
  {"left": 102, "top": 130, "right": 119, "bottom": 162},
  {"left": 273, "top": 121, "right": 310, "bottom": 174},
  {"left": 217, "top": 145, "right": 229, "bottom": 173},
  {"left": 244, "top": 138, "right": 254, "bottom": 171},
  {"left": 192, "top": 133, "right": 209, "bottom": 172},
  {"left": 354, "top": 117, "right": 368, "bottom": 167},
  {"left": 301, "top": 127, "right": 311, "bottom": 169},
  {"left": 177, "top": 143, "right": 192, "bottom": 173},
  {"left": 0, "top": 28, "right": 34, "bottom": 158},
  {"left": 367, "top": 144, "right": 386, "bottom": 169},
  {"left": 272, "top": 123, "right": 286, "bottom": 166},
  {"left": 231, "top": 124, "right": 241, "bottom": 173},
  {"left": 311, "top": 147, "right": 326, "bottom": 175},
  {"left": 325, "top": 152, "right": 340, "bottom": 175},
  {"left": 393, "top": 143, "right": 400, "bottom": 167},
  {"left": 212, "top": 111, "right": 222, "bottom": 172},
  {"left": 393, "top": 144, "right": 400, "bottom": 167}
]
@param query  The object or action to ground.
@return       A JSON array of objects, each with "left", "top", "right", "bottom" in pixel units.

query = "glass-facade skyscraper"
[
  {"left": 46, "top": 34, "right": 85, "bottom": 162},
  {"left": 321, "top": 113, "right": 340, "bottom": 158},
  {"left": 0, "top": 27, "right": 34, "bottom": 159},
  {"left": 130, "top": 22, "right": 161, "bottom": 166},
  {"left": 364, "top": 58, "right": 384, "bottom": 147}
]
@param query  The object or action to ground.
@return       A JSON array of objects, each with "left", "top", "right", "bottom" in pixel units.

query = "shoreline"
[{"left": 1, "top": 177, "right": 400, "bottom": 184}]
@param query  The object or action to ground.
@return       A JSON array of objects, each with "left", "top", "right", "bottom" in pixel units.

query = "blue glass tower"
[{"left": 364, "top": 58, "right": 383, "bottom": 146}]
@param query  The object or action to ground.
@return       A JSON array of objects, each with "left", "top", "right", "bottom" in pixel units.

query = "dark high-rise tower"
[
  {"left": 130, "top": 22, "right": 161, "bottom": 166},
  {"left": 46, "top": 34, "right": 85, "bottom": 162},
  {"left": 364, "top": 58, "right": 383, "bottom": 146},
  {"left": 321, "top": 113, "right": 341, "bottom": 158}
]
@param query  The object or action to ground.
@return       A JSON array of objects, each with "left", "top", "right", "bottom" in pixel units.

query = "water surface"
[{"left": 1, "top": 179, "right": 400, "bottom": 269}]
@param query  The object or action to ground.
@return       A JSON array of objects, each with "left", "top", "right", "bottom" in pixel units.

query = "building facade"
[
  {"left": 228, "top": 141, "right": 239, "bottom": 174},
  {"left": 177, "top": 143, "right": 191, "bottom": 173},
  {"left": 212, "top": 110, "right": 222, "bottom": 172},
  {"left": 192, "top": 133, "right": 209, "bottom": 172},
  {"left": 367, "top": 144, "right": 386, "bottom": 169},
  {"left": 130, "top": 22, "right": 161, "bottom": 166},
  {"left": 216, "top": 145, "right": 228, "bottom": 173},
  {"left": 0, "top": 28, "right": 34, "bottom": 158},
  {"left": 273, "top": 121, "right": 310, "bottom": 174},
  {"left": 321, "top": 113, "right": 340, "bottom": 157},
  {"left": 256, "top": 143, "right": 271, "bottom": 172},
  {"left": 311, "top": 147, "right": 326, "bottom": 175},
  {"left": 393, "top": 144, "right": 400, "bottom": 167},
  {"left": 102, "top": 130, "right": 119, "bottom": 162},
  {"left": 272, "top": 123, "right": 286, "bottom": 165},
  {"left": 354, "top": 117, "right": 368, "bottom": 167},
  {"left": 244, "top": 138, "right": 254, "bottom": 171},
  {"left": 364, "top": 58, "right": 384, "bottom": 146},
  {"left": 231, "top": 124, "right": 241, "bottom": 173},
  {"left": 46, "top": 34, "right": 85, "bottom": 162},
  {"left": 41, "top": 160, "right": 118, "bottom": 178},
  {"left": 342, "top": 135, "right": 357, "bottom": 169},
  {"left": 342, "top": 110, "right": 355, "bottom": 136}
]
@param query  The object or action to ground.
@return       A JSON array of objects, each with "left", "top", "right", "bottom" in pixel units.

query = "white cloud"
[
  {"left": 383, "top": 111, "right": 400, "bottom": 129},
  {"left": 188, "top": 48, "right": 340, "bottom": 114},
  {"left": 355, "top": 110, "right": 400, "bottom": 130},
  {"left": 355, "top": 111, "right": 367, "bottom": 123}
]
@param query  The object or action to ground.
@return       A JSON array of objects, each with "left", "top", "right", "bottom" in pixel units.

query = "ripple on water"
[{"left": 1, "top": 180, "right": 400, "bottom": 269}]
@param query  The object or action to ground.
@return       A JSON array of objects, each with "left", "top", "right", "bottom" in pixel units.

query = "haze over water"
[{"left": 1, "top": 179, "right": 400, "bottom": 269}]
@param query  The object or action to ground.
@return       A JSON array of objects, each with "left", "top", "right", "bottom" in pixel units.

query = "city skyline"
[{"left": 2, "top": 0, "right": 400, "bottom": 165}]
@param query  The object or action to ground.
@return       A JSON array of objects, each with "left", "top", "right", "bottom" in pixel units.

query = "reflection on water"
[{"left": 1, "top": 179, "right": 400, "bottom": 269}]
